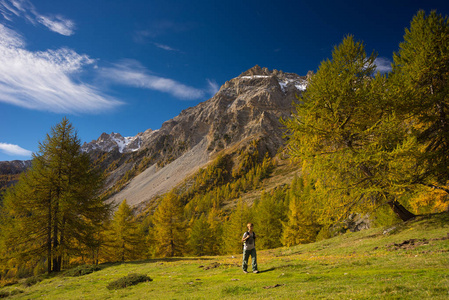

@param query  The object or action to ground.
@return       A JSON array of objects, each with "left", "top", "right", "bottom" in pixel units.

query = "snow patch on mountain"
[
  {"left": 241, "top": 74, "right": 307, "bottom": 92},
  {"left": 111, "top": 134, "right": 141, "bottom": 153},
  {"left": 278, "top": 78, "right": 307, "bottom": 92},
  {"left": 241, "top": 75, "right": 271, "bottom": 79}
]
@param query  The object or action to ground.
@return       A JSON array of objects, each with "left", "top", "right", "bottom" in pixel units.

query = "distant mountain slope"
[
  {"left": 0, "top": 160, "right": 31, "bottom": 194},
  {"left": 108, "top": 137, "right": 210, "bottom": 207}
]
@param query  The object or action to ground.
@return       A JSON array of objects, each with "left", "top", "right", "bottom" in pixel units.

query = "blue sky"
[{"left": 1, "top": 0, "right": 449, "bottom": 161}]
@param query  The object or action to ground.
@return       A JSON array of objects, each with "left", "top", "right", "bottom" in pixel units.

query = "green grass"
[{"left": 2, "top": 212, "right": 449, "bottom": 299}]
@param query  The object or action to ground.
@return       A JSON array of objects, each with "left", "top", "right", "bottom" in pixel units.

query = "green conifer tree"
[
  {"left": 187, "top": 213, "right": 209, "bottom": 256},
  {"left": 282, "top": 176, "right": 319, "bottom": 246},
  {"left": 0, "top": 118, "right": 110, "bottom": 274},
  {"left": 103, "top": 200, "right": 146, "bottom": 262},
  {"left": 391, "top": 10, "right": 449, "bottom": 192},
  {"left": 206, "top": 205, "right": 224, "bottom": 255},
  {"left": 152, "top": 192, "right": 186, "bottom": 257},
  {"left": 221, "top": 199, "right": 252, "bottom": 254},
  {"left": 253, "top": 189, "right": 287, "bottom": 249},
  {"left": 283, "top": 35, "right": 416, "bottom": 223}
]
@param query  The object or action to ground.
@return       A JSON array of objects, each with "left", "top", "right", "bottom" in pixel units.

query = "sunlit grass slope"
[{"left": 2, "top": 212, "right": 448, "bottom": 299}]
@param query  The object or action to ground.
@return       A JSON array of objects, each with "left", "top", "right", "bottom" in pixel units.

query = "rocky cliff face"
[{"left": 101, "top": 65, "right": 307, "bottom": 207}]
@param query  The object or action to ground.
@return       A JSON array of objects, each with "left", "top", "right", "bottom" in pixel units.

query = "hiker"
[{"left": 242, "top": 222, "right": 259, "bottom": 273}]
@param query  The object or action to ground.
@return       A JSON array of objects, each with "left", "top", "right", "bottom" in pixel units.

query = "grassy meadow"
[{"left": 1, "top": 212, "right": 448, "bottom": 299}]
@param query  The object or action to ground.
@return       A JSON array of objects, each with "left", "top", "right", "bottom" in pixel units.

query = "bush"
[
  {"left": 0, "top": 289, "right": 24, "bottom": 298},
  {"left": 9, "top": 289, "right": 24, "bottom": 296},
  {"left": 0, "top": 279, "right": 18, "bottom": 288},
  {"left": 23, "top": 275, "right": 43, "bottom": 287},
  {"left": 107, "top": 273, "right": 152, "bottom": 290},
  {"left": 64, "top": 265, "right": 101, "bottom": 277}
]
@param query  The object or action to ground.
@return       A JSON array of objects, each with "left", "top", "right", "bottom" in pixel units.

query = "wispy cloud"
[
  {"left": 375, "top": 57, "right": 392, "bottom": 74},
  {"left": 0, "top": 0, "right": 75, "bottom": 36},
  {"left": 0, "top": 24, "right": 122, "bottom": 113},
  {"left": 99, "top": 60, "right": 211, "bottom": 100},
  {"left": 136, "top": 20, "right": 190, "bottom": 38},
  {"left": 134, "top": 20, "right": 195, "bottom": 44},
  {"left": 207, "top": 79, "right": 219, "bottom": 95},
  {"left": 36, "top": 14, "right": 75, "bottom": 36},
  {"left": 0, "top": 142, "right": 32, "bottom": 157},
  {"left": 154, "top": 43, "right": 180, "bottom": 52}
]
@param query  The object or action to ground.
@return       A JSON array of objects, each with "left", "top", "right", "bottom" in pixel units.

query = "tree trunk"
[
  {"left": 47, "top": 191, "right": 52, "bottom": 274},
  {"left": 388, "top": 200, "right": 416, "bottom": 221},
  {"left": 58, "top": 217, "right": 66, "bottom": 271},
  {"left": 52, "top": 211, "right": 60, "bottom": 272}
]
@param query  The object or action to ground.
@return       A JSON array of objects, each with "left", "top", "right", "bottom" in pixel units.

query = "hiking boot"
[{"left": 253, "top": 270, "right": 259, "bottom": 274}]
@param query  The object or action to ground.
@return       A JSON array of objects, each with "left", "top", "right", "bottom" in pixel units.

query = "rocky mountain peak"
[
  {"left": 82, "top": 132, "right": 143, "bottom": 154},
  {"left": 238, "top": 65, "right": 289, "bottom": 79},
  {"left": 219, "top": 66, "right": 307, "bottom": 98},
  {"left": 240, "top": 65, "right": 271, "bottom": 77},
  {"left": 136, "top": 66, "right": 308, "bottom": 158}
]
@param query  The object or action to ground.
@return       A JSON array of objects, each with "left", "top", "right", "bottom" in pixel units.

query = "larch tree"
[
  {"left": 186, "top": 204, "right": 224, "bottom": 256},
  {"left": 221, "top": 198, "right": 252, "bottom": 254},
  {"left": 282, "top": 176, "right": 320, "bottom": 246},
  {"left": 104, "top": 199, "right": 146, "bottom": 262},
  {"left": 253, "top": 188, "right": 287, "bottom": 250},
  {"left": 152, "top": 192, "right": 186, "bottom": 257},
  {"left": 0, "top": 118, "right": 110, "bottom": 274},
  {"left": 283, "top": 35, "right": 416, "bottom": 223},
  {"left": 391, "top": 10, "right": 449, "bottom": 194},
  {"left": 206, "top": 205, "right": 224, "bottom": 255},
  {"left": 187, "top": 213, "right": 210, "bottom": 256}
]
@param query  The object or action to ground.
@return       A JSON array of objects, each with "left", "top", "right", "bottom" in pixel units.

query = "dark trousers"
[{"left": 242, "top": 248, "right": 257, "bottom": 271}]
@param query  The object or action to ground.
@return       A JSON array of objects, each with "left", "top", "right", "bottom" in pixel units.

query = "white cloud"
[
  {"left": 100, "top": 60, "right": 206, "bottom": 100},
  {"left": 0, "top": 142, "right": 32, "bottom": 156},
  {"left": 0, "top": 22, "right": 23, "bottom": 46},
  {"left": 375, "top": 57, "right": 392, "bottom": 74},
  {"left": 0, "top": 0, "right": 75, "bottom": 36},
  {"left": 0, "top": 24, "right": 122, "bottom": 113}
]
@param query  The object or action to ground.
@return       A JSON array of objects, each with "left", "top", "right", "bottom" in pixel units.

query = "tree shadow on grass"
[{"left": 258, "top": 268, "right": 275, "bottom": 273}]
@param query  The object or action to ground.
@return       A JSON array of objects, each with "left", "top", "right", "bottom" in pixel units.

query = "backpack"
[{"left": 243, "top": 231, "right": 256, "bottom": 247}]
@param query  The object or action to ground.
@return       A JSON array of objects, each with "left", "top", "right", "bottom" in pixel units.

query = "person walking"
[{"left": 242, "top": 223, "right": 259, "bottom": 273}]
